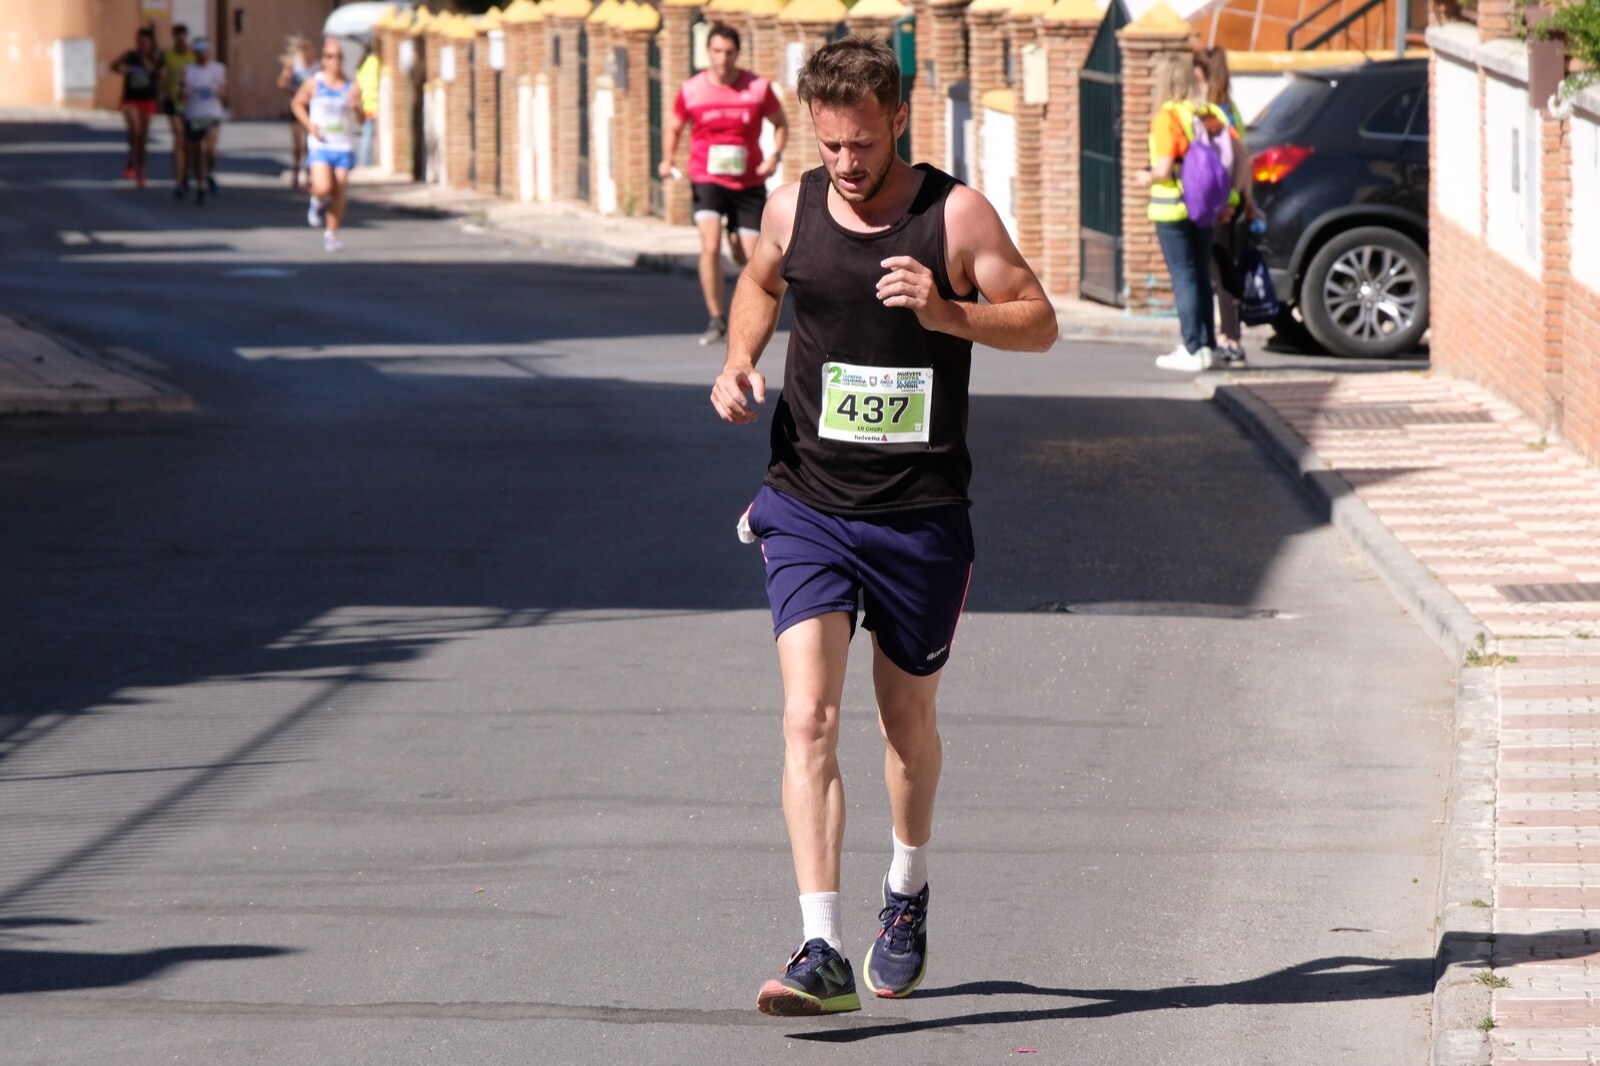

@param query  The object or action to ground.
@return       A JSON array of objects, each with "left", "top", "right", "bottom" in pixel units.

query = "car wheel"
[{"left": 1300, "top": 226, "right": 1429, "bottom": 359}]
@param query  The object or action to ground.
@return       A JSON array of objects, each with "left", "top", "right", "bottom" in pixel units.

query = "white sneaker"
[
  {"left": 1154, "top": 345, "right": 1214, "bottom": 372},
  {"left": 323, "top": 231, "right": 342, "bottom": 253},
  {"left": 307, "top": 197, "right": 323, "bottom": 228}
]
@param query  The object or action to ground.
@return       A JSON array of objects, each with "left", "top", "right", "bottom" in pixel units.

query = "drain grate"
[
  {"left": 1031, "top": 602, "right": 1284, "bottom": 620},
  {"left": 1496, "top": 582, "right": 1600, "bottom": 603},
  {"left": 1314, "top": 406, "right": 1494, "bottom": 429}
]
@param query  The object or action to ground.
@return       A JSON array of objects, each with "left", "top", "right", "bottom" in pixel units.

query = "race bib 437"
[{"left": 818, "top": 361, "right": 933, "bottom": 444}]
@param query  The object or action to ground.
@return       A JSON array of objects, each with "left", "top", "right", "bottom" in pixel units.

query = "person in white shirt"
[{"left": 181, "top": 37, "right": 227, "bottom": 206}]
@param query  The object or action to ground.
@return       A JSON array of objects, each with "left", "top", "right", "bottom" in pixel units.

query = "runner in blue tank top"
[{"left": 709, "top": 36, "right": 1057, "bottom": 1016}]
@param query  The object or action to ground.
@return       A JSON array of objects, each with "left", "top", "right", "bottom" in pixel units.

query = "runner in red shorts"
[
  {"left": 111, "top": 27, "right": 163, "bottom": 187},
  {"left": 659, "top": 23, "right": 787, "bottom": 346}
]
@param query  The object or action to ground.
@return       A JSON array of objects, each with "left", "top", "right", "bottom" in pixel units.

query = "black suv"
[{"left": 1248, "top": 58, "right": 1429, "bottom": 358}]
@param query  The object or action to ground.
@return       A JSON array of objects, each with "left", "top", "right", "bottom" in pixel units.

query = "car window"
[
  {"left": 1248, "top": 77, "right": 1332, "bottom": 142},
  {"left": 1406, "top": 91, "right": 1429, "bottom": 140},
  {"left": 1362, "top": 85, "right": 1421, "bottom": 138}
]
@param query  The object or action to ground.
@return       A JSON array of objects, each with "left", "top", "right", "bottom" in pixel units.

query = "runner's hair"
[
  {"left": 1152, "top": 51, "right": 1204, "bottom": 112},
  {"left": 797, "top": 36, "right": 900, "bottom": 115},
  {"left": 706, "top": 22, "right": 741, "bottom": 52}
]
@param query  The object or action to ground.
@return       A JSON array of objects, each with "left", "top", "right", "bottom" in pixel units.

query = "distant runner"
[
  {"left": 659, "top": 22, "right": 786, "bottom": 346},
  {"left": 278, "top": 35, "right": 318, "bottom": 191},
  {"left": 111, "top": 27, "right": 162, "bottom": 187},
  {"left": 181, "top": 37, "right": 227, "bottom": 206},
  {"left": 162, "top": 25, "right": 197, "bottom": 198},
  {"left": 711, "top": 37, "right": 1056, "bottom": 1016},
  {"left": 292, "top": 36, "right": 363, "bottom": 252}
]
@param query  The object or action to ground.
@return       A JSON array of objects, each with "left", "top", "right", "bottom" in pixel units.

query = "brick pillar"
[
  {"left": 502, "top": 1, "right": 545, "bottom": 199},
  {"left": 660, "top": 0, "right": 701, "bottom": 223},
  {"left": 378, "top": 15, "right": 415, "bottom": 178},
  {"left": 779, "top": 0, "right": 849, "bottom": 176},
  {"left": 613, "top": 10, "right": 661, "bottom": 216},
  {"left": 545, "top": 0, "right": 594, "bottom": 202},
  {"left": 748, "top": 0, "right": 784, "bottom": 84},
  {"left": 1118, "top": 4, "right": 1193, "bottom": 312},
  {"left": 1477, "top": 0, "right": 1516, "bottom": 40},
  {"left": 912, "top": 0, "right": 971, "bottom": 171},
  {"left": 1038, "top": 0, "right": 1097, "bottom": 298},
  {"left": 1539, "top": 112, "right": 1572, "bottom": 427},
  {"left": 1009, "top": 0, "right": 1049, "bottom": 264},
  {"left": 586, "top": 0, "right": 618, "bottom": 210},
  {"left": 474, "top": 12, "right": 504, "bottom": 197},
  {"left": 965, "top": 0, "right": 1012, "bottom": 195},
  {"left": 442, "top": 18, "right": 477, "bottom": 191},
  {"left": 845, "top": 2, "right": 901, "bottom": 48}
]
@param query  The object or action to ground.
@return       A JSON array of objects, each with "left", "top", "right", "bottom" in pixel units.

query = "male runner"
[
  {"left": 181, "top": 38, "right": 226, "bottom": 206},
  {"left": 659, "top": 23, "right": 786, "bottom": 346},
  {"left": 292, "top": 37, "right": 363, "bottom": 252},
  {"left": 710, "top": 37, "right": 1056, "bottom": 1016},
  {"left": 162, "top": 24, "right": 197, "bottom": 198}
]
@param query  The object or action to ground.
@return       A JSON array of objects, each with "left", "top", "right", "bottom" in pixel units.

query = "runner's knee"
[{"left": 783, "top": 699, "right": 840, "bottom": 760}]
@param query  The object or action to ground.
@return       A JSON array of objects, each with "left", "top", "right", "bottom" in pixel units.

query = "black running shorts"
[{"left": 691, "top": 181, "right": 766, "bottom": 234}]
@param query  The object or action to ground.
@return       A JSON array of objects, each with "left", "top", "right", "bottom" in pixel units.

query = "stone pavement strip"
[
  {"left": 1213, "top": 370, "right": 1600, "bottom": 1065},
  {"left": 0, "top": 312, "right": 189, "bottom": 414}
]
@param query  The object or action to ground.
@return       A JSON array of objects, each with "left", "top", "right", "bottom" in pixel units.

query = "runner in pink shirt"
[{"left": 660, "top": 23, "right": 788, "bottom": 345}]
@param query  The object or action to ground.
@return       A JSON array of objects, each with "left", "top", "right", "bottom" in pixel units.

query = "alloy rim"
[{"left": 1321, "top": 245, "right": 1420, "bottom": 343}]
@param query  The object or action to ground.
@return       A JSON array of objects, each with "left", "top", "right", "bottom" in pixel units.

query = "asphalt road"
[{"left": 0, "top": 115, "right": 1453, "bottom": 1064}]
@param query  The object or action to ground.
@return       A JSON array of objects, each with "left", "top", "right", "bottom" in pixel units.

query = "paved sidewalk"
[
  {"left": 348, "top": 171, "right": 1252, "bottom": 348},
  {"left": 1212, "top": 370, "right": 1600, "bottom": 1065},
  {"left": 0, "top": 313, "right": 189, "bottom": 414}
]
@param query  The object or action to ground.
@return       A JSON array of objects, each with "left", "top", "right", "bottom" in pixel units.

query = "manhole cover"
[{"left": 1030, "top": 602, "right": 1286, "bottom": 620}]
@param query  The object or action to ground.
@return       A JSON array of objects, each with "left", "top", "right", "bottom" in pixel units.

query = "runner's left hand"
[
  {"left": 877, "top": 256, "right": 947, "bottom": 331},
  {"left": 755, "top": 156, "right": 777, "bottom": 179}
]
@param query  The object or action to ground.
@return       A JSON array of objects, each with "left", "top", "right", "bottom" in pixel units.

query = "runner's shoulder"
[
  {"left": 762, "top": 181, "right": 802, "bottom": 242},
  {"left": 942, "top": 181, "right": 1007, "bottom": 246}
]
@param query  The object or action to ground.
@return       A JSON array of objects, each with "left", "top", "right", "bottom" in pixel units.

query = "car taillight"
[{"left": 1252, "top": 145, "right": 1312, "bottom": 184}]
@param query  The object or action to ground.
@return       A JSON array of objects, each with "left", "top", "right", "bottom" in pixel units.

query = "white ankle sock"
[
  {"left": 798, "top": 892, "right": 842, "bottom": 951},
  {"left": 887, "top": 832, "right": 928, "bottom": 896}
]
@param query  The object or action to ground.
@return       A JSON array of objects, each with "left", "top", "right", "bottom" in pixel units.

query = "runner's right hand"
[
  {"left": 657, "top": 160, "right": 674, "bottom": 180},
  {"left": 711, "top": 365, "right": 766, "bottom": 425}
]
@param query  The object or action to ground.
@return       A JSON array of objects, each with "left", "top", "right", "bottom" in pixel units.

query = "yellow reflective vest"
[
  {"left": 1147, "top": 100, "right": 1235, "bottom": 223},
  {"left": 357, "top": 54, "right": 380, "bottom": 118}
]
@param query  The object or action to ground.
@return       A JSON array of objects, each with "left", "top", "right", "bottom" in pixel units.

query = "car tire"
[{"left": 1300, "top": 226, "right": 1429, "bottom": 359}]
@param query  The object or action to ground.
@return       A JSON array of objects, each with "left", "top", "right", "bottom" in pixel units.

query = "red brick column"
[
  {"left": 1118, "top": 6, "right": 1193, "bottom": 313},
  {"left": 377, "top": 16, "right": 416, "bottom": 178},
  {"left": 1477, "top": 0, "right": 1517, "bottom": 40},
  {"left": 614, "top": 12, "right": 661, "bottom": 216},
  {"left": 474, "top": 12, "right": 504, "bottom": 197},
  {"left": 779, "top": 0, "right": 849, "bottom": 176},
  {"left": 545, "top": 1, "right": 594, "bottom": 202},
  {"left": 502, "top": 1, "right": 546, "bottom": 199},
  {"left": 912, "top": 0, "right": 972, "bottom": 172},
  {"left": 965, "top": 0, "right": 1012, "bottom": 195},
  {"left": 1038, "top": 0, "right": 1097, "bottom": 298},
  {"left": 442, "top": 18, "right": 478, "bottom": 191},
  {"left": 1009, "top": 0, "right": 1050, "bottom": 264},
  {"left": 659, "top": 0, "right": 702, "bottom": 223},
  {"left": 748, "top": 0, "right": 784, "bottom": 85}
]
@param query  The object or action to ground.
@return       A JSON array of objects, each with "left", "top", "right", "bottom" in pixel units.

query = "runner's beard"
[{"left": 826, "top": 125, "right": 897, "bottom": 204}]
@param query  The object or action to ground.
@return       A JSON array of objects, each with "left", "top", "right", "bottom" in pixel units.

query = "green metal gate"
[
  {"left": 893, "top": 13, "right": 915, "bottom": 162},
  {"left": 648, "top": 35, "right": 663, "bottom": 216},
  {"left": 577, "top": 28, "right": 591, "bottom": 201},
  {"left": 1079, "top": 0, "right": 1127, "bottom": 306}
]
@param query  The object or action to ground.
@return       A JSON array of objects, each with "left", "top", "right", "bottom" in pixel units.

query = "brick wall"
[
  {"left": 1117, "top": 17, "right": 1191, "bottom": 313},
  {"left": 1010, "top": 6, "right": 1046, "bottom": 264},
  {"left": 659, "top": 2, "right": 700, "bottom": 222},
  {"left": 1427, "top": 21, "right": 1600, "bottom": 467},
  {"left": 475, "top": 27, "right": 504, "bottom": 197},
  {"left": 778, "top": 11, "right": 847, "bottom": 176},
  {"left": 965, "top": 4, "right": 1010, "bottom": 194},
  {"left": 1038, "top": 4, "right": 1097, "bottom": 298},
  {"left": 548, "top": 16, "right": 586, "bottom": 202}
]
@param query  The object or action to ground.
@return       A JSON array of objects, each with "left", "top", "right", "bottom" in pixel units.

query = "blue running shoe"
[
  {"left": 756, "top": 938, "right": 862, "bottom": 1016},
  {"left": 864, "top": 877, "right": 929, "bottom": 998}
]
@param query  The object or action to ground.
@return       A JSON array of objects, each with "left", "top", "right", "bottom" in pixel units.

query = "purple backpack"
[{"left": 1180, "top": 105, "right": 1233, "bottom": 227}]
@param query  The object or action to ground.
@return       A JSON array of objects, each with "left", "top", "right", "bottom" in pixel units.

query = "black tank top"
[{"left": 765, "top": 164, "right": 976, "bottom": 516}]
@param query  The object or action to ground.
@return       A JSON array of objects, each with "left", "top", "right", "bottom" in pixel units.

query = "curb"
[
  {"left": 1203, "top": 376, "right": 1496, "bottom": 1066},
  {"left": 2, "top": 314, "right": 191, "bottom": 415}
]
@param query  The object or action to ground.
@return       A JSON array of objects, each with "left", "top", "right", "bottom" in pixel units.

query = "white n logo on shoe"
[{"left": 816, "top": 958, "right": 850, "bottom": 992}]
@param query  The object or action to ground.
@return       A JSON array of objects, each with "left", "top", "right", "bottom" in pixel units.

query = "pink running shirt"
[{"left": 673, "top": 70, "right": 781, "bottom": 190}]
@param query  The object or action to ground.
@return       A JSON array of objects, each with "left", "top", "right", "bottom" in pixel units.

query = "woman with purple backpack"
[{"left": 1137, "top": 53, "right": 1241, "bottom": 372}]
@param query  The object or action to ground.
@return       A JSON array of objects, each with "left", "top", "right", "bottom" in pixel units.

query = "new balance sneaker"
[
  {"left": 698, "top": 316, "right": 727, "bottom": 346},
  {"left": 756, "top": 938, "right": 861, "bottom": 1017},
  {"left": 864, "top": 878, "right": 929, "bottom": 998}
]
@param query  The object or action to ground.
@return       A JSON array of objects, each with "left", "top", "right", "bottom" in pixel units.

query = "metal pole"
[{"left": 1394, "top": 0, "right": 1408, "bottom": 56}]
